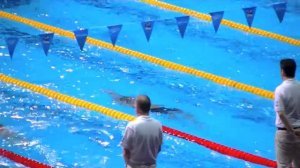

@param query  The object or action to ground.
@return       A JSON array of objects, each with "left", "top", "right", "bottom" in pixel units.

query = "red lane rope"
[
  {"left": 0, "top": 128, "right": 276, "bottom": 168},
  {"left": 162, "top": 126, "right": 277, "bottom": 167},
  {"left": 0, "top": 74, "right": 276, "bottom": 167},
  {"left": 0, "top": 148, "right": 52, "bottom": 168}
]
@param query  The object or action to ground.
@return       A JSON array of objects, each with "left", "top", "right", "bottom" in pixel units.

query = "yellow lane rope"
[
  {"left": 0, "top": 11, "right": 274, "bottom": 99},
  {"left": 0, "top": 74, "right": 277, "bottom": 167},
  {"left": 0, "top": 74, "right": 136, "bottom": 121},
  {"left": 140, "top": 0, "right": 300, "bottom": 46}
]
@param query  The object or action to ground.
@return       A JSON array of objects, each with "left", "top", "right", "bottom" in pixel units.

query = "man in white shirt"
[
  {"left": 274, "top": 59, "right": 300, "bottom": 168},
  {"left": 121, "top": 95, "right": 163, "bottom": 168}
]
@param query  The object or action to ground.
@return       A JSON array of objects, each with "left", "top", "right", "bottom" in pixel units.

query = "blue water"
[
  {"left": 0, "top": 156, "right": 27, "bottom": 168},
  {"left": 0, "top": 0, "right": 299, "bottom": 167}
]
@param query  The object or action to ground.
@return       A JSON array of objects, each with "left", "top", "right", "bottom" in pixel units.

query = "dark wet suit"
[
  {"left": 117, "top": 96, "right": 182, "bottom": 114},
  {"left": 106, "top": 90, "right": 182, "bottom": 114},
  {"left": 150, "top": 107, "right": 182, "bottom": 114},
  {"left": 118, "top": 96, "right": 135, "bottom": 106},
  {"left": 118, "top": 97, "right": 181, "bottom": 114}
]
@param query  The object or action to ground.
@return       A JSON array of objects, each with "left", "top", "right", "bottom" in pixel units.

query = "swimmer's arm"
[
  {"left": 121, "top": 126, "right": 133, "bottom": 164},
  {"left": 158, "top": 127, "right": 163, "bottom": 153},
  {"left": 102, "top": 90, "right": 120, "bottom": 99}
]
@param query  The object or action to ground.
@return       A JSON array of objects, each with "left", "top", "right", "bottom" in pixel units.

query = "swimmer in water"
[
  {"left": 0, "top": 124, "right": 13, "bottom": 139},
  {"left": 0, "top": 124, "right": 32, "bottom": 146},
  {"left": 103, "top": 90, "right": 182, "bottom": 114}
]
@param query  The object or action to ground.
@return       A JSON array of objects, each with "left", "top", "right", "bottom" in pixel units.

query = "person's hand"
[{"left": 295, "top": 130, "right": 300, "bottom": 137}]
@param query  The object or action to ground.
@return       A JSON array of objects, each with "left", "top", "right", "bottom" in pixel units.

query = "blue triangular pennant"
[
  {"left": 273, "top": 2, "right": 287, "bottom": 23},
  {"left": 175, "top": 16, "right": 190, "bottom": 38},
  {"left": 39, "top": 33, "right": 54, "bottom": 56},
  {"left": 141, "top": 21, "right": 154, "bottom": 42},
  {"left": 243, "top": 7, "right": 257, "bottom": 28},
  {"left": 5, "top": 37, "right": 19, "bottom": 59},
  {"left": 209, "top": 11, "right": 224, "bottom": 33},
  {"left": 107, "top": 24, "right": 122, "bottom": 46},
  {"left": 73, "top": 29, "right": 88, "bottom": 51}
]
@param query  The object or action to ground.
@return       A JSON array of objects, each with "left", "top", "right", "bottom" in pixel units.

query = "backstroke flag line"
[
  {"left": 273, "top": 2, "right": 287, "bottom": 23},
  {"left": 107, "top": 25, "right": 122, "bottom": 46},
  {"left": 176, "top": 16, "right": 190, "bottom": 38},
  {"left": 243, "top": 7, "right": 257, "bottom": 28},
  {"left": 74, "top": 29, "right": 88, "bottom": 51},
  {"left": 5, "top": 37, "right": 19, "bottom": 59},
  {"left": 39, "top": 33, "right": 54, "bottom": 56},
  {"left": 209, "top": 11, "right": 224, "bottom": 33},
  {"left": 141, "top": 21, "right": 155, "bottom": 42},
  {"left": 0, "top": 8, "right": 292, "bottom": 56}
]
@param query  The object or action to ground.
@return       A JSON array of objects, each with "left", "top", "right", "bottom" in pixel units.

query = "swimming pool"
[{"left": 0, "top": 0, "right": 299, "bottom": 167}]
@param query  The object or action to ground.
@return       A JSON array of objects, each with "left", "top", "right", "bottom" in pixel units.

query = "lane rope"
[
  {"left": 0, "top": 74, "right": 277, "bottom": 167},
  {"left": 0, "top": 11, "right": 275, "bottom": 100},
  {"left": 140, "top": 0, "right": 300, "bottom": 46},
  {"left": 0, "top": 148, "right": 52, "bottom": 168}
]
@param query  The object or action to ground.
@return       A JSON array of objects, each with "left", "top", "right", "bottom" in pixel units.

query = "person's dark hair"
[
  {"left": 136, "top": 95, "right": 151, "bottom": 114},
  {"left": 280, "top": 59, "right": 297, "bottom": 78}
]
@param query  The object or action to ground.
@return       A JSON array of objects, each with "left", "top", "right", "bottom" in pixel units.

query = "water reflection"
[{"left": 0, "top": 82, "right": 126, "bottom": 166}]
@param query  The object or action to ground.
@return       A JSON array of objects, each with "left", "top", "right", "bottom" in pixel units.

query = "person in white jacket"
[
  {"left": 121, "top": 95, "right": 163, "bottom": 168},
  {"left": 274, "top": 59, "right": 300, "bottom": 168}
]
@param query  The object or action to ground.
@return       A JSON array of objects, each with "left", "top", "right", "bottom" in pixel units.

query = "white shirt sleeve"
[
  {"left": 274, "top": 87, "right": 285, "bottom": 113},
  {"left": 159, "top": 125, "right": 163, "bottom": 145},
  {"left": 121, "top": 125, "right": 134, "bottom": 150}
]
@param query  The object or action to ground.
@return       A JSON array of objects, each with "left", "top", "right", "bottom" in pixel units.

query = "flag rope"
[
  {"left": 140, "top": 0, "right": 300, "bottom": 46},
  {"left": 0, "top": 11, "right": 275, "bottom": 99}
]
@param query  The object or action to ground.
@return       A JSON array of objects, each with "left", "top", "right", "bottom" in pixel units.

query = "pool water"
[{"left": 0, "top": 0, "right": 300, "bottom": 167}]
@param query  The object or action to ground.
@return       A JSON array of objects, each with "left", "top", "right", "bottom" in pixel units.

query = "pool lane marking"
[
  {"left": 140, "top": 0, "right": 300, "bottom": 47},
  {"left": 0, "top": 148, "right": 52, "bottom": 168},
  {"left": 0, "top": 74, "right": 277, "bottom": 167},
  {"left": 0, "top": 11, "right": 274, "bottom": 100}
]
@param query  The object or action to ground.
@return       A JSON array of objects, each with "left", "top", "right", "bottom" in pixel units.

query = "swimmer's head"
[
  {"left": 135, "top": 95, "right": 151, "bottom": 115},
  {"left": 0, "top": 124, "right": 3, "bottom": 128}
]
